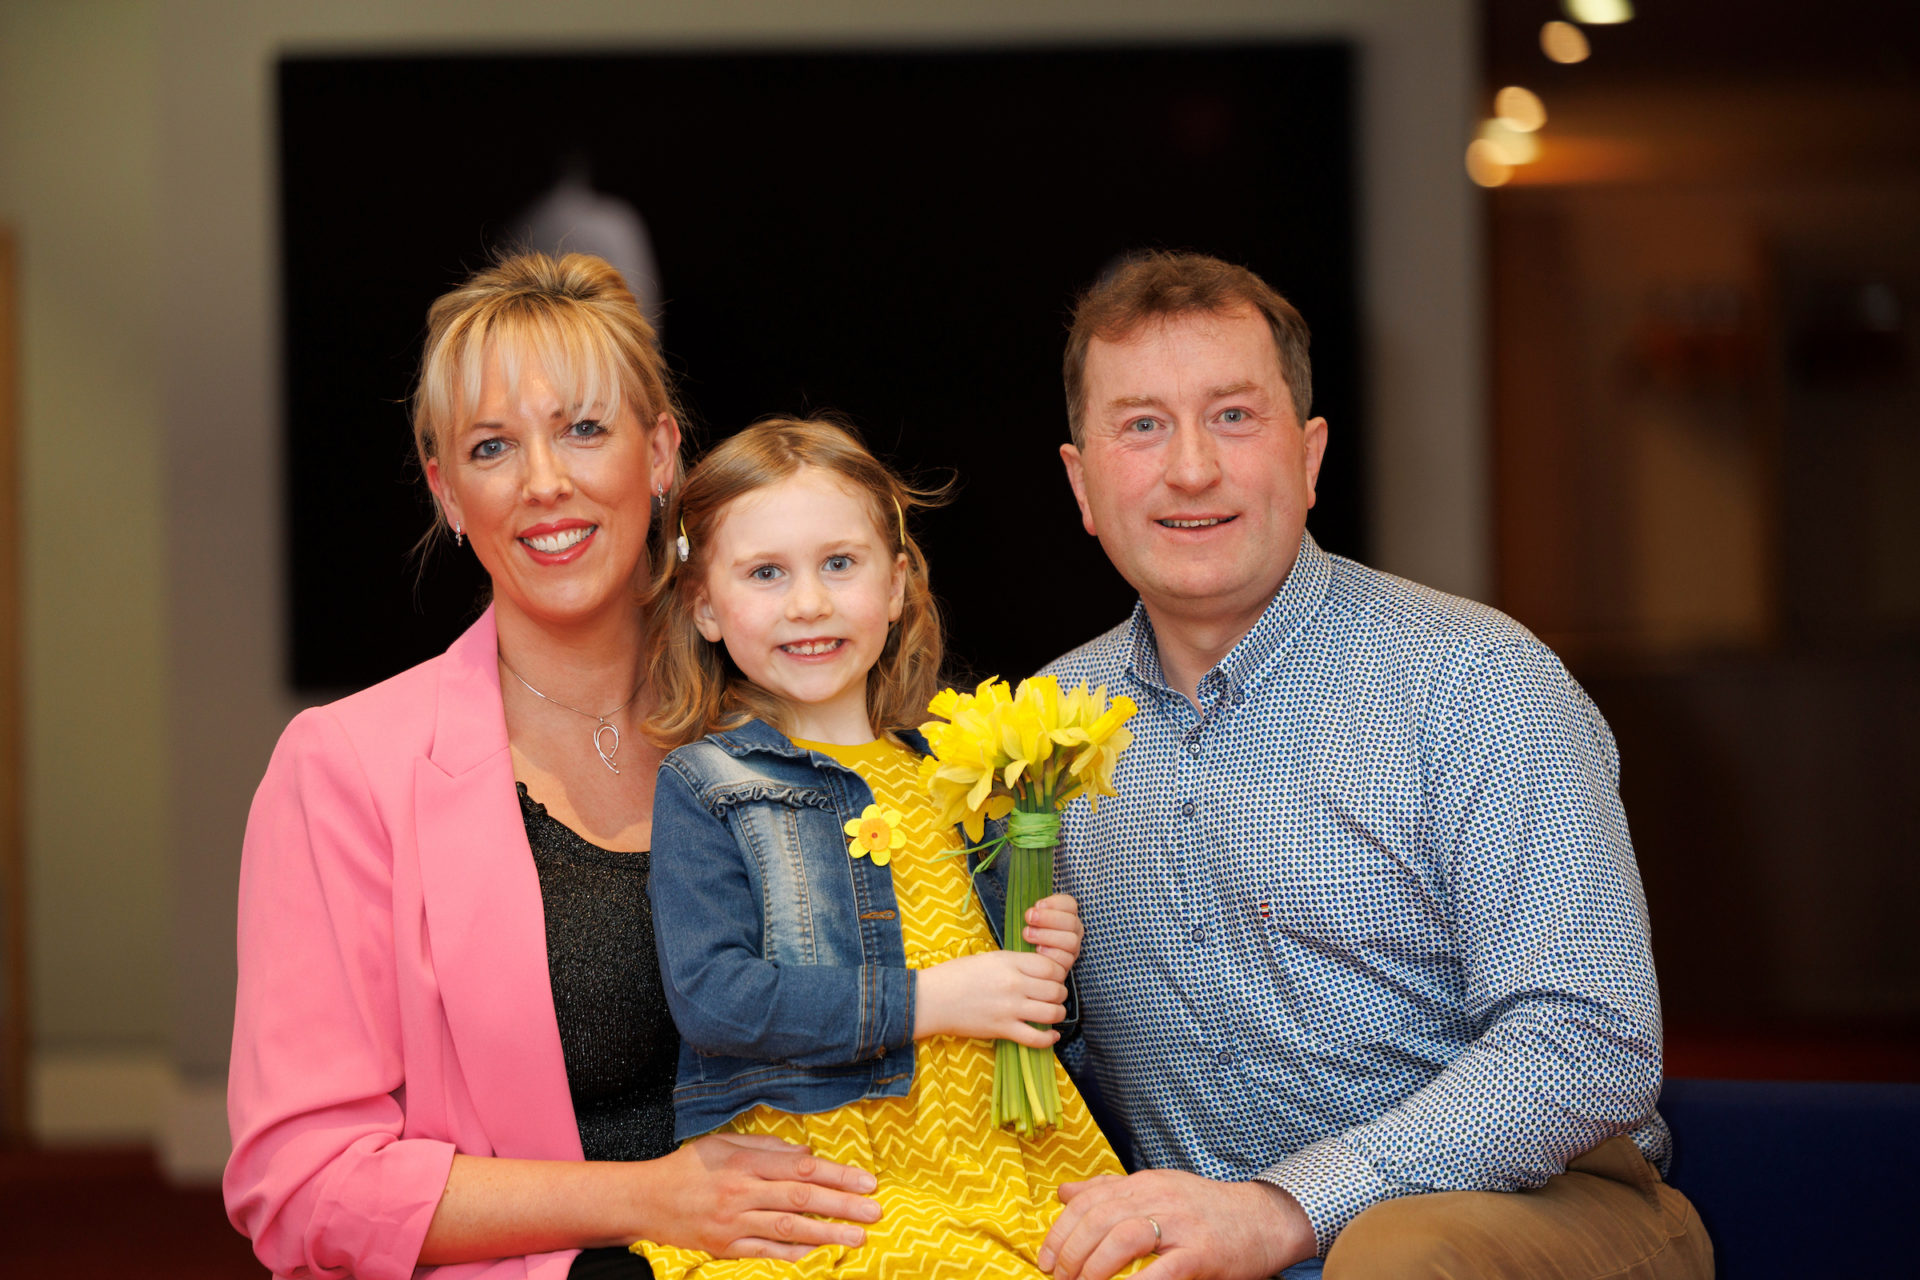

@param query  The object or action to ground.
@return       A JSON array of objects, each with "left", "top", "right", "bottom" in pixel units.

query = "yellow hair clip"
[
  {"left": 894, "top": 496, "right": 907, "bottom": 548},
  {"left": 676, "top": 518, "right": 690, "bottom": 564}
]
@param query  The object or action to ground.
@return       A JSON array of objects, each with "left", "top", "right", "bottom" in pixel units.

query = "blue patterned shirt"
[{"left": 1043, "top": 533, "right": 1671, "bottom": 1254}]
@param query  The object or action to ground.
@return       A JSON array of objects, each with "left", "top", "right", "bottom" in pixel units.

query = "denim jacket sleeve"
[{"left": 648, "top": 762, "right": 916, "bottom": 1068}]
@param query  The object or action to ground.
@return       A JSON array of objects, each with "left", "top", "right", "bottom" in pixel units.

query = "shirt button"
[
  {"left": 1185, "top": 740, "right": 1201, "bottom": 756},
  {"left": 1216, "top": 1048, "right": 1233, "bottom": 1065},
  {"left": 1181, "top": 800, "right": 1197, "bottom": 818},
  {"left": 1190, "top": 925, "right": 1206, "bottom": 944}
]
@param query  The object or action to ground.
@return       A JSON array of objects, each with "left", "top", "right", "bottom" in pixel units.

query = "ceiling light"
[
  {"left": 1477, "top": 119, "right": 1540, "bottom": 166},
  {"left": 1564, "top": 0, "right": 1634, "bottom": 23},
  {"left": 1495, "top": 86, "right": 1548, "bottom": 132},
  {"left": 1541, "top": 21, "right": 1591, "bottom": 63},
  {"left": 1466, "top": 140, "right": 1513, "bottom": 188}
]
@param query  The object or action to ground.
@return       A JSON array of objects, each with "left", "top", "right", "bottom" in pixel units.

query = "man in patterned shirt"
[{"left": 1033, "top": 253, "right": 1711, "bottom": 1280}]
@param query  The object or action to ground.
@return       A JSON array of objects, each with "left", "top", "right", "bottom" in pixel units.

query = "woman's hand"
[
  {"left": 419, "top": 1140, "right": 881, "bottom": 1266},
  {"left": 914, "top": 950, "right": 1068, "bottom": 1045},
  {"left": 1023, "top": 893, "right": 1085, "bottom": 971},
  {"left": 643, "top": 1132, "right": 883, "bottom": 1261}
]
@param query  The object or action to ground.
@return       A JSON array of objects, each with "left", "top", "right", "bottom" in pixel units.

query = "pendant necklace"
[{"left": 499, "top": 657, "right": 642, "bottom": 774}]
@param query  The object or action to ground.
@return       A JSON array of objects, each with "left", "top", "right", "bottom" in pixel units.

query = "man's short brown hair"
[{"left": 1063, "top": 250, "right": 1313, "bottom": 446}]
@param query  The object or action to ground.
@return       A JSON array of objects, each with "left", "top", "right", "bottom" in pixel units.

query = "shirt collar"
[{"left": 1123, "top": 531, "right": 1333, "bottom": 706}]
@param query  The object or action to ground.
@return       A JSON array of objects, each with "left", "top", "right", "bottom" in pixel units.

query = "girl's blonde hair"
[
  {"left": 646, "top": 418, "right": 947, "bottom": 748},
  {"left": 411, "top": 251, "right": 687, "bottom": 568}
]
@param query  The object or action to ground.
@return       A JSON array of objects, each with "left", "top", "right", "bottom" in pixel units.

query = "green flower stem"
[{"left": 994, "top": 803, "right": 1062, "bottom": 1135}]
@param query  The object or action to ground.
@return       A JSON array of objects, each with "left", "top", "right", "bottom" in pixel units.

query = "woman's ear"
[
  {"left": 651, "top": 412, "right": 682, "bottom": 491},
  {"left": 425, "top": 456, "right": 463, "bottom": 533}
]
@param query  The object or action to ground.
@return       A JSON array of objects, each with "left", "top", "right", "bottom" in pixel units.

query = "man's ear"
[
  {"left": 1060, "top": 443, "right": 1098, "bottom": 537},
  {"left": 692, "top": 590, "right": 723, "bottom": 642},
  {"left": 1302, "top": 417, "right": 1330, "bottom": 510}
]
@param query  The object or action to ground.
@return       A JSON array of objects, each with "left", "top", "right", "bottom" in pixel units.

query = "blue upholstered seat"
[
  {"left": 1078, "top": 1067, "right": 1920, "bottom": 1274},
  {"left": 1659, "top": 1076, "right": 1920, "bottom": 1277}
]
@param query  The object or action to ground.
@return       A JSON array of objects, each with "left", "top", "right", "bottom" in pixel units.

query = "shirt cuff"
[
  {"left": 1254, "top": 1136, "right": 1401, "bottom": 1257},
  {"left": 863, "top": 963, "right": 917, "bottom": 1055}
]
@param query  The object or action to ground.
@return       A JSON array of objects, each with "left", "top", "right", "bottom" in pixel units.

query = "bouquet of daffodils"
[{"left": 919, "top": 676, "right": 1136, "bottom": 1134}]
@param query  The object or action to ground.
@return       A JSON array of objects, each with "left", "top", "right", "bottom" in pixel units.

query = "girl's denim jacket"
[{"left": 649, "top": 718, "right": 1027, "bottom": 1140}]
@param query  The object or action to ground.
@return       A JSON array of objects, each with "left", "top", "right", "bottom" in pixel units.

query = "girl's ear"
[
  {"left": 888, "top": 551, "right": 908, "bottom": 622},
  {"left": 692, "top": 588, "right": 724, "bottom": 642}
]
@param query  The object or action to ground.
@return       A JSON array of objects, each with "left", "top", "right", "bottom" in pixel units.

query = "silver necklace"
[{"left": 499, "top": 657, "right": 642, "bottom": 774}]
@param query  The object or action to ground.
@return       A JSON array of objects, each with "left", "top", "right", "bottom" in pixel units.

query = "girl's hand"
[
  {"left": 647, "top": 1132, "right": 884, "bottom": 1261},
  {"left": 1023, "top": 892, "right": 1084, "bottom": 971},
  {"left": 913, "top": 950, "right": 1068, "bottom": 1046}
]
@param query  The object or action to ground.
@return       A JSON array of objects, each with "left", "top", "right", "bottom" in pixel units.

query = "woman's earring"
[
  {"left": 652, "top": 483, "right": 666, "bottom": 516},
  {"left": 453, "top": 523, "right": 464, "bottom": 548}
]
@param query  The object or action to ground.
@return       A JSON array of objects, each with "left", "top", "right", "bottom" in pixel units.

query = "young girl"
[{"left": 638, "top": 419, "right": 1140, "bottom": 1277}]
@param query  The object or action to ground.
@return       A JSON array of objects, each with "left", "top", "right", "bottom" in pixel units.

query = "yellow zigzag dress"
[{"left": 636, "top": 736, "right": 1141, "bottom": 1280}]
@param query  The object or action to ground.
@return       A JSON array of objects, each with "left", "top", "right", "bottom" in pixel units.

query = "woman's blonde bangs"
[{"left": 420, "top": 296, "right": 636, "bottom": 463}]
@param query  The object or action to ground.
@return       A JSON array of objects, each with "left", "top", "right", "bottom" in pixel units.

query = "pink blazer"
[{"left": 225, "top": 608, "right": 588, "bottom": 1280}]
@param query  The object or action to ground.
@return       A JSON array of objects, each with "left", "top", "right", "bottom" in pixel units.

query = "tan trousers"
[{"left": 1323, "top": 1138, "right": 1714, "bottom": 1279}]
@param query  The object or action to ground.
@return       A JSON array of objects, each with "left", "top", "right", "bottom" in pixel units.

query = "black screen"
[{"left": 279, "top": 46, "right": 1360, "bottom": 690}]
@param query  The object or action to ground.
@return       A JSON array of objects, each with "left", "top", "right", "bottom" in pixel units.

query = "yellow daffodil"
[
  {"left": 1067, "top": 694, "right": 1136, "bottom": 812},
  {"left": 1059, "top": 682, "right": 1097, "bottom": 732},
  {"left": 977, "top": 676, "right": 1014, "bottom": 709},
  {"left": 927, "top": 686, "right": 963, "bottom": 721},
  {"left": 918, "top": 753, "right": 1014, "bottom": 841},
  {"left": 919, "top": 677, "right": 1136, "bottom": 829},
  {"left": 999, "top": 702, "right": 1053, "bottom": 789},
  {"left": 1047, "top": 682, "right": 1098, "bottom": 746},
  {"left": 845, "top": 804, "right": 907, "bottom": 866},
  {"left": 1020, "top": 674, "right": 1063, "bottom": 728}
]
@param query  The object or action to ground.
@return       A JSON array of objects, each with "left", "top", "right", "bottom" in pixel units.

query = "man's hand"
[{"left": 1037, "top": 1170, "right": 1316, "bottom": 1280}]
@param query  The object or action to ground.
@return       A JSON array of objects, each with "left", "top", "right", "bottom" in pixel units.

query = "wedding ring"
[{"left": 1145, "top": 1214, "right": 1162, "bottom": 1246}]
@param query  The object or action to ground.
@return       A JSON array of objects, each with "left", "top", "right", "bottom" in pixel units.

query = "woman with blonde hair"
[{"left": 225, "top": 253, "right": 881, "bottom": 1280}]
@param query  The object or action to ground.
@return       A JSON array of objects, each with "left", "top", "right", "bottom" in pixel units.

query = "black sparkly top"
[{"left": 518, "top": 783, "right": 679, "bottom": 1163}]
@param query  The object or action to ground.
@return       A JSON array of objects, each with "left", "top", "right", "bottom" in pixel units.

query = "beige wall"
[
  {"left": 0, "top": 0, "right": 170, "bottom": 1064},
  {"left": 1, "top": 0, "right": 1479, "bottom": 1175}
]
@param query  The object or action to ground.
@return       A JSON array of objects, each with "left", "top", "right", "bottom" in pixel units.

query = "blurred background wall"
[
  {"left": 1476, "top": 0, "right": 1919, "bottom": 1069},
  {"left": 0, "top": 0, "right": 1479, "bottom": 1182}
]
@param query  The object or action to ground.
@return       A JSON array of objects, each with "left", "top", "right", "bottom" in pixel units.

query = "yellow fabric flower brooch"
[{"left": 845, "top": 804, "right": 907, "bottom": 866}]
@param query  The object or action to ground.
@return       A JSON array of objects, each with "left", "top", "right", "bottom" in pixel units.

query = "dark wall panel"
[{"left": 280, "top": 47, "right": 1360, "bottom": 690}]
